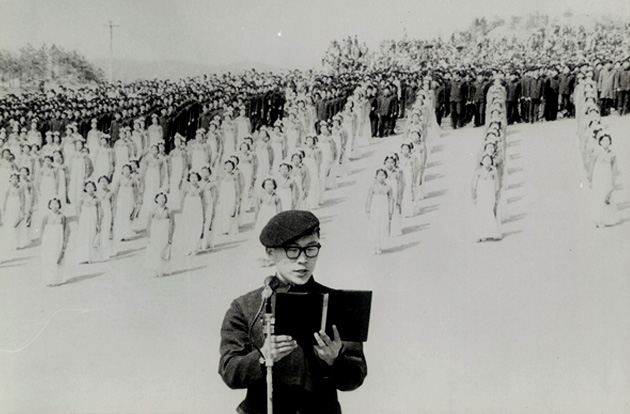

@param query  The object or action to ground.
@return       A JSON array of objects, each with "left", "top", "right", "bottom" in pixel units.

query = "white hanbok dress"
[
  {"left": 591, "top": 147, "right": 619, "bottom": 227},
  {"left": 473, "top": 169, "right": 502, "bottom": 240},
  {"left": 41, "top": 212, "right": 67, "bottom": 285},
  {"left": 75, "top": 195, "right": 100, "bottom": 263},
  {"left": 144, "top": 206, "right": 172, "bottom": 276},
  {"left": 369, "top": 186, "right": 391, "bottom": 252}
]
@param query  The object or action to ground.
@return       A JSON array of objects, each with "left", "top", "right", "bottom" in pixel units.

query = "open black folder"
[{"left": 274, "top": 290, "right": 372, "bottom": 344}]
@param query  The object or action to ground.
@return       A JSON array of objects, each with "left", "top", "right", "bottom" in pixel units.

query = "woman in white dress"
[
  {"left": 52, "top": 150, "right": 69, "bottom": 212},
  {"left": 75, "top": 181, "right": 102, "bottom": 264},
  {"left": 0, "top": 174, "right": 25, "bottom": 260},
  {"left": 96, "top": 176, "right": 114, "bottom": 261},
  {"left": 318, "top": 122, "right": 338, "bottom": 194},
  {"left": 365, "top": 168, "right": 394, "bottom": 254},
  {"left": 190, "top": 132, "right": 211, "bottom": 174},
  {"left": 112, "top": 164, "right": 139, "bottom": 253},
  {"left": 253, "top": 177, "right": 282, "bottom": 265},
  {"left": 332, "top": 115, "right": 349, "bottom": 177},
  {"left": 18, "top": 167, "right": 36, "bottom": 246},
  {"left": 290, "top": 151, "right": 310, "bottom": 210},
  {"left": 384, "top": 154, "right": 403, "bottom": 237},
  {"left": 200, "top": 166, "right": 218, "bottom": 251},
  {"left": 86, "top": 119, "right": 101, "bottom": 161},
  {"left": 234, "top": 107, "right": 252, "bottom": 143},
  {"left": 222, "top": 114, "right": 238, "bottom": 162},
  {"left": 167, "top": 135, "right": 188, "bottom": 210},
  {"left": 61, "top": 126, "right": 76, "bottom": 165},
  {"left": 399, "top": 143, "right": 419, "bottom": 218},
  {"left": 343, "top": 100, "right": 360, "bottom": 160},
  {"left": 147, "top": 114, "right": 164, "bottom": 148},
  {"left": 410, "top": 130, "right": 427, "bottom": 202},
  {"left": 275, "top": 162, "right": 299, "bottom": 212},
  {"left": 215, "top": 160, "right": 241, "bottom": 236},
  {"left": 92, "top": 135, "right": 114, "bottom": 182},
  {"left": 356, "top": 93, "right": 372, "bottom": 147},
  {"left": 131, "top": 120, "right": 147, "bottom": 160},
  {"left": 284, "top": 111, "right": 303, "bottom": 154},
  {"left": 144, "top": 192, "right": 174, "bottom": 277},
  {"left": 68, "top": 140, "right": 94, "bottom": 215},
  {"left": 179, "top": 172, "right": 206, "bottom": 255},
  {"left": 471, "top": 155, "right": 502, "bottom": 242},
  {"left": 589, "top": 134, "right": 619, "bottom": 228},
  {"left": 40, "top": 198, "right": 70, "bottom": 286},
  {"left": 36, "top": 156, "right": 58, "bottom": 224},
  {"left": 113, "top": 129, "right": 134, "bottom": 183},
  {"left": 237, "top": 142, "right": 257, "bottom": 212},
  {"left": 270, "top": 124, "right": 287, "bottom": 173},
  {"left": 0, "top": 149, "right": 17, "bottom": 208},
  {"left": 254, "top": 130, "right": 274, "bottom": 194},
  {"left": 206, "top": 124, "right": 222, "bottom": 170},
  {"left": 302, "top": 136, "right": 322, "bottom": 209},
  {"left": 138, "top": 145, "right": 166, "bottom": 228}
]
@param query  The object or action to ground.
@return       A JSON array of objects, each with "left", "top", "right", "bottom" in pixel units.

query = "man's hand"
[
  {"left": 263, "top": 335, "right": 297, "bottom": 363},
  {"left": 313, "top": 325, "right": 342, "bottom": 366}
]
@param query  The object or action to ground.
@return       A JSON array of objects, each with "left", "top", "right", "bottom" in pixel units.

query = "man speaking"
[{"left": 219, "top": 210, "right": 368, "bottom": 414}]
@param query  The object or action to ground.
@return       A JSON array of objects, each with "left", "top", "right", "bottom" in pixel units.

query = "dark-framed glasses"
[{"left": 283, "top": 244, "right": 322, "bottom": 259}]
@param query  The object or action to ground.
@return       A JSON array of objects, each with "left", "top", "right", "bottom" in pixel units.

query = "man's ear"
[{"left": 265, "top": 247, "right": 275, "bottom": 262}]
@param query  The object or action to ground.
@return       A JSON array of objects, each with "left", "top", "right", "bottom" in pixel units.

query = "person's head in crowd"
[
  {"left": 19, "top": 166, "right": 30, "bottom": 181},
  {"left": 279, "top": 162, "right": 292, "bottom": 178},
  {"left": 74, "top": 139, "right": 85, "bottom": 152},
  {"left": 384, "top": 154, "right": 397, "bottom": 170},
  {"left": 52, "top": 150, "right": 64, "bottom": 165},
  {"left": 291, "top": 151, "right": 304, "bottom": 167},
  {"left": 223, "top": 159, "right": 235, "bottom": 174},
  {"left": 99, "top": 134, "right": 110, "bottom": 148},
  {"left": 480, "top": 154, "right": 494, "bottom": 169},
  {"left": 200, "top": 166, "right": 212, "bottom": 181},
  {"left": 84, "top": 180, "right": 97, "bottom": 195},
  {"left": 375, "top": 168, "right": 388, "bottom": 184},
  {"left": 598, "top": 133, "right": 612, "bottom": 150},
  {"left": 93, "top": 171, "right": 110, "bottom": 190},
  {"left": 188, "top": 171, "right": 201, "bottom": 184},
  {"left": 261, "top": 177, "right": 277, "bottom": 194}
]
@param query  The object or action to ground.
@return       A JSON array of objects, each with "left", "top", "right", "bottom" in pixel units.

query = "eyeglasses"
[{"left": 282, "top": 244, "right": 322, "bottom": 260}]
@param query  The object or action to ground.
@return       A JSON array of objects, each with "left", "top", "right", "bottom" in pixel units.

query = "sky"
[{"left": 1, "top": 0, "right": 629, "bottom": 70}]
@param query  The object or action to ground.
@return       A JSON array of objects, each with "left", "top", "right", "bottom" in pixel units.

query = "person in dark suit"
[
  {"left": 506, "top": 72, "right": 522, "bottom": 124},
  {"left": 544, "top": 68, "right": 560, "bottom": 121},
  {"left": 558, "top": 65, "right": 575, "bottom": 118},
  {"left": 219, "top": 210, "right": 367, "bottom": 414},
  {"left": 449, "top": 72, "right": 465, "bottom": 129}
]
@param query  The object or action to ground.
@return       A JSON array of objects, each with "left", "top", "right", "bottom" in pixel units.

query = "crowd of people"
[{"left": 0, "top": 18, "right": 628, "bottom": 284}]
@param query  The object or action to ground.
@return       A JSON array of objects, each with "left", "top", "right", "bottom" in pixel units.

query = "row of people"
[
  {"left": 574, "top": 72, "right": 620, "bottom": 228},
  {"left": 470, "top": 79, "right": 509, "bottom": 242}
]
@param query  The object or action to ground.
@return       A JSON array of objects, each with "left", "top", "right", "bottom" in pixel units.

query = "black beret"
[{"left": 259, "top": 210, "right": 320, "bottom": 248}]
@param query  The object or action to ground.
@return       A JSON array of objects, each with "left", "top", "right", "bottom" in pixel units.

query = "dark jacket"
[{"left": 219, "top": 276, "right": 367, "bottom": 414}]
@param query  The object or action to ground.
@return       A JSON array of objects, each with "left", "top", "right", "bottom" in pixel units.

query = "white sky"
[{"left": 1, "top": 0, "right": 629, "bottom": 69}]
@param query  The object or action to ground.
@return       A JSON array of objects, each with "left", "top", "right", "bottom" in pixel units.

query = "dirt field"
[{"left": 1, "top": 115, "right": 629, "bottom": 414}]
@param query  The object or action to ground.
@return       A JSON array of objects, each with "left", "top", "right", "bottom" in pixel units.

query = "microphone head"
[{"left": 261, "top": 276, "right": 278, "bottom": 300}]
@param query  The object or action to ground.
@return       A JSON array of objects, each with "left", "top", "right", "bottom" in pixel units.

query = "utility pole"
[{"left": 104, "top": 21, "right": 119, "bottom": 83}]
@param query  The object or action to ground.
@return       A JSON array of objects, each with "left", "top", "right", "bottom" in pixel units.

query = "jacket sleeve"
[
  {"left": 327, "top": 341, "right": 368, "bottom": 391},
  {"left": 219, "top": 298, "right": 265, "bottom": 389}
]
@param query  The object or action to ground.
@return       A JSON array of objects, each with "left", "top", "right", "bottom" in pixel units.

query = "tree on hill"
[{"left": 0, "top": 44, "right": 105, "bottom": 89}]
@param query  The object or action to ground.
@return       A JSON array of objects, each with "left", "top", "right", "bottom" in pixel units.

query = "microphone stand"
[{"left": 262, "top": 289, "right": 275, "bottom": 414}]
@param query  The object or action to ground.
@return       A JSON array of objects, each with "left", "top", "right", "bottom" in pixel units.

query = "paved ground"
[{"left": 1, "top": 115, "right": 629, "bottom": 414}]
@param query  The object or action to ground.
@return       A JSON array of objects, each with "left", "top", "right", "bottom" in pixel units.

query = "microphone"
[{"left": 262, "top": 276, "right": 278, "bottom": 313}]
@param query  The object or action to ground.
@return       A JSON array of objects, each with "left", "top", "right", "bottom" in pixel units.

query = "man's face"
[{"left": 267, "top": 232, "right": 320, "bottom": 286}]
